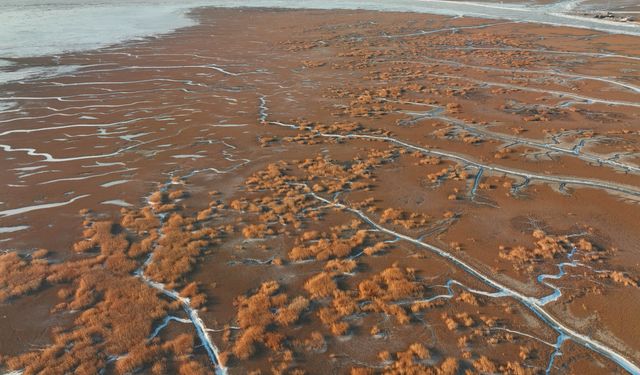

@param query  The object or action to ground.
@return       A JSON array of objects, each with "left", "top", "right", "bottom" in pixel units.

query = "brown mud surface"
[{"left": 1, "top": 7, "right": 640, "bottom": 375}]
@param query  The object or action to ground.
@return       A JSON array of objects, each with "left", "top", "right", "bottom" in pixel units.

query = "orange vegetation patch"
[
  {"left": 0, "top": 251, "right": 49, "bottom": 302},
  {"left": 379, "top": 207, "right": 430, "bottom": 229},
  {"left": 1, "top": 187, "right": 221, "bottom": 374},
  {"left": 144, "top": 212, "right": 219, "bottom": 286},
  {"left": 498, "top": 229, "right": 616, "bottom": 275},
  {"left": 289, "top": 226, "right": 369, "bottom": 261},
  {"left": 2, "top": 222, "right": 170, "bottom": 375},
  {"left": 228, "top": 281, "right": 309, "bottom": 363}
]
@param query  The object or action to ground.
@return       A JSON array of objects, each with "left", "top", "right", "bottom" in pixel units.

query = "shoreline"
[{"left": 1, "top": 1, "right": 640, "bottom": 62}]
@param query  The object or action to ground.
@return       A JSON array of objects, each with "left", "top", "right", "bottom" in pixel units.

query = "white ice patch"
[
  {"left": 172, "top": 154, "right": 205, "bottom": 159},
  {"left": 100, "top": 179, "right": 130, "bottom": 187},
  {"left": 0, "top": 225, "right": 29, "bottom": 234},
  {"left": 0, "top": 59, "right": 15, "bottom": 69},
  {"left": 0, "top": 1, "right": 198, "bottom": 59},
  {"left": 101, "top": 199, "right": 133, "bottom": 207},
  {"left": 0, "top": 65, "right": 81, "bottom": 85},
  {"left": 0, "top": 101, "right": 18, "bottom": 112},
  {"left": 13, "top": 165, "right": 46, "bottom": 172},
  {"left": 0, "top": 194, "right": 89, "bottom": 218},
  {"left": 120, "top": 132, "right": 150, "bottom": 141}
]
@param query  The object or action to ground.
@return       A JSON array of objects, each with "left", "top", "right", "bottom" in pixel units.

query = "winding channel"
[
  {"left": 261, "top": 85, "right": 640, "bottom": 371},
  {"left": 296, "top": 185, "right": 640, "bottom": 374},
  {"left": 266, "top": 117, "right": 640, "bottom": 201},
  {"left": 133, "top": 180, "right": 229, "bottom": 375},
  {"left": 390, "top": 100, "right": 640, "bottom": 175}
]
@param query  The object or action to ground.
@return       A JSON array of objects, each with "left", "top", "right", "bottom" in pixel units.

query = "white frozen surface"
[
  {"left": 101, "top": 199, "right": 134, "bottom": 207},
  {"left": 0, "top": 65, "right": 82, "bottom": 84},
  {"left": 0, "top": 1, "right": 198, "bottom": 59},
  {"left": 0, "top": 225, "right": 29, "bottom": 234}
]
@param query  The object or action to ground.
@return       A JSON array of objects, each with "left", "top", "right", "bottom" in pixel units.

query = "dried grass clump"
[
  {"left": 240, "top": 155, "right": 384, "bottom": 243},
  {"left": 168, "top": 190, "right": 187, "bottom": 201},
  {"left": 148, "top": 191, "right": 168, "bottom": 205},
  {"left": 456, "top": 291, "right": 479, "bottom": 306},
  {"left": 426, "top": 166, "right": 467, "bottom": 184},
  {"left": 3, "top": 191, "right": 226, "bottom": 375},
  {"left": 342, "top": 94, "right": 388, "bottom": 118},
  {"left": 128, "top": 231, "right": 159, "bottom": 258},
  {"left": 441, "top": 313, "right": 459, "bottom": 331},
  {"left": 115, "top": 335, "right": 210, "bottom": 375},
  {"left": 319, "top": 120, "right": 364, "bottom": 133},
  {"left": 494, "top": 147, "right": 512, "bottom": 159},
  {"left": 363, "top": 242, "right": 388, "bottom": 256},
  {"left": 231, "top": 281, "right": 309, "bottom": 361},
  {"left": 410, "top": 299, "right": 445, "bottom": 313},
  {"left": 576, "top": 237, "right": 593, "bottom": 252},
  {"left": 144, "top": 214, "right": 213, "bottom": 284},
  {"left": 333, "top": 289, "right": 359, "bottom": 316},
  {"left": 180, "top": 282, "right": 208, "bottom": 308},
  {"left": 245, "top": 162, "right": 291, "bottom": 191},
  {"left": 458, "top": 131, "right": 482, "bottom": 144},
  {"left": 330, "top": 321, "right": 349, "bottom": 336},
  {"left": 304, "top": 272, "right": 337, "bottom": 300},
  {"left": 317, "top": 305, "right": 350, "bottom": 337},
  {"left": 324, "top": 259, "right": 357, "bottom": 274},
  {"left": 598, "top": 271, "right": 638, "bottom": 287},
  {"left": 121, "top": 207, "right": 160, "bottom": 234},
  {"left": 307, "top": 263, "right": 425, "bottom": 337},
  {"left": 395, "top": 343, "right": 430, "bottom": 367},
  {"left": 379, "top": 208, "right": 429, "bottom": 229},
  {"left": 360, "top": 342, "right": 450, "bottom": 374},
  {"left": 302, "top": 331, "right": 326, "bottom": 353},
  {"left": 233, "top": 325, "right": 265, "bottom": 359},
  {"left": 179, "top": 360, "right": 213, "bottom": 375},
  {"left": 259, "top": 135, "right": 280, "bottom": 147},
  {"left": 196, "top": 207, "right": 214, "bottom": 221},
  {"left": 242, "top": 164, "right": 322, "bottom": 229},
  {"left": 275, "top": 296, "right": 310, "bottom": 326},
  {"left": 289, "top": 228, "right": 369, "bottom": 261},
  {"left": 295, "top": 154, "right": 384, "bottom": 194},
  {"left": 446, "top": 102, "right": 461, "bottom": 113},
  {"left": 0, "top": 252, "right": 49, "bottom": 302},
  {"left": 358, "top": 264, "right": 422, "bottom": 301},
  {"left": 6, "top": 267, "right": 169, "bottom": 375},
  {"left": 71, "top": 222, "right": 133, "bottom": 272},
  {"left": 313, "top": 262, "right": 431, "bottom": 336},
  {"left": 364, "top": 299, "right": 410, "bottom": 325},
  {"left": 380, "top": 208, "right": 403, "bottom": 222},
  {"left": 242, "top": 224, "right": 274, "bottom": 238},
  {"left": 32, "top": 248, "right": 49, "bottom": 259},
  {"left": 115, "top": 342, "right": 163, "bottom": 374},
  {"left": 230, "top": 199, "right": 249, "bottom": 211},
  {"left": 499, "top": 230, "right": 595, "bottom": 270},
  {"left": 164, "top": 334, "right": 194, "bottom": 357},
  {"left": 438, "top": 358, "right": 459, "bottom": 375},
  {"left": 236, "top": 281, "right": 281, "bottom": 329},
  {"left": 414, "top": 154, "right": 441, "bottom": 166},
  {"left": 455, "top": 312, "right": 475, "bottom": 327}
]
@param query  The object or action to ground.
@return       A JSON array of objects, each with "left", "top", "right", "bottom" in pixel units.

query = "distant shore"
[{"left": 1, "top": 0, "right": 640, "bottom": 61}]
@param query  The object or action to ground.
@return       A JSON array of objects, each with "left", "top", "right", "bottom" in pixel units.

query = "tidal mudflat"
[{"left": 1, "top": 5, "right": 640, "bottom": 375}]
